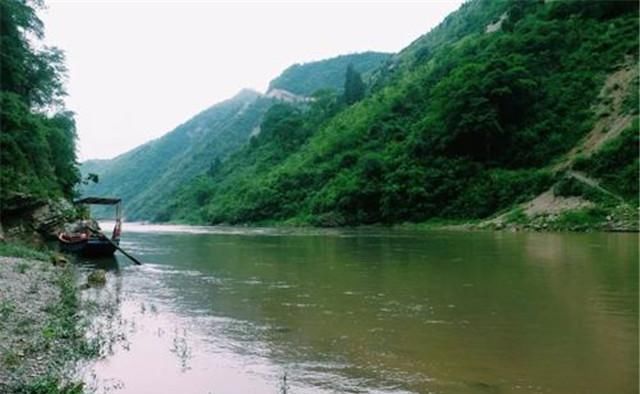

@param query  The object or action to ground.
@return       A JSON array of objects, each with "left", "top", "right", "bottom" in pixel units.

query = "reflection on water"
[{"left": 77, "top": 225, "right": 638, "bottom": 394}]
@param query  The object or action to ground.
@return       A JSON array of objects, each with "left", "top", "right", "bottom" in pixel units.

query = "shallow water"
[{"left": 76, "top": 224, "right": 638, "bottom": 394}]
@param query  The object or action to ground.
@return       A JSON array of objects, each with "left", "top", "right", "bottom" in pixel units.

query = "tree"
[
  {"left": 0, "top": 0, "right": 79, "bottom": 209},
  {"left": 207, "top": 158, "right": 222, "bottom": 176},
  {"left": 343, "top": 64, "right": 365, "bottom": 105},
  {"left": 82, "top": 173, "right": 100, "bottom": 185}
]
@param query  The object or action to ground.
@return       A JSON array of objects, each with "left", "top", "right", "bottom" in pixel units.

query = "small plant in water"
[
  {"left": 170, "top": 330, "right": 192, "bottom": 372},
  {"left": 279, "top": 372, "right": 289, "bottom": 394}
]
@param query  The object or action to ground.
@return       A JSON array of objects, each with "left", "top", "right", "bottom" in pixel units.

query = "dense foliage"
[
  {"left": 0, "top": 0, "right": 80, "bottom": 210},
  {"left": 343, "top": 65, "right": 365, "bottom": 105},
  {"left": 165, "top": 90, "right": 343, "bottom": 222},
  {"left": 167, "top": 0, "right": 638, "bottom": 226},
  {"left": 82, "top": 53, "right": 391, "bottom": 220},
  {"left": 268, "top": 52, "right": 390, "bottom": 96}
]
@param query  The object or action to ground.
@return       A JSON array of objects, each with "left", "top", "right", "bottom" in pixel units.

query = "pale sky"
[{"left": 40, "top": 1, "right": 464, "bottom": 160}]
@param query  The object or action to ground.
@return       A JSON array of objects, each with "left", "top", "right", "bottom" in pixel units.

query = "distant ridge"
[{"left": 81, "top": 52, "right": 390, "bottom": 220}]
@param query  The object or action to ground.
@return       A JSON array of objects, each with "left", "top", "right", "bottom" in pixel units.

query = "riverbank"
[
  {"left": 164, "top": 203, "right": 639, "bottom": 234},
  {"left": 0, "top": 242, "right": 97, "bottom": 393}
]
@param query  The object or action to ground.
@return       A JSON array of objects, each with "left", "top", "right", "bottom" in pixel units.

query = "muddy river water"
[{"left": 76, "top": 224, "right": 638, "bottom": 394}]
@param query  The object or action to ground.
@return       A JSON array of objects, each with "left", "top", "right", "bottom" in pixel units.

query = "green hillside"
[
  {"left": 370, "top": 0, "right": 511, "bottom": 89},
  {"left": 80, "top": 52, "right": 394, "bottom": 220},
  {"left": 268, "top": 52, "right": 390, "bottom": 96},
  {"left": 167, "top": 0, "right": 638, "bottom": 228},
  {"left": 80, "top": 90, "right": 270, "bottom": 219}
]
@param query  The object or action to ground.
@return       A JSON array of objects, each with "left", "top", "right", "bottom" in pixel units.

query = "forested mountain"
[
  {"left": 268, "top": 52, "right": 390, "bottom": 96},
  {"left": 80, "top": 52, "right": 386, "bottom": 220},
  {"left": 370, "top": 1, "right": 514, "bottom": 89},
  {"left": 80, "top": 90, "right": 270, "bottom": 219},
  {"left": 165, "top": 0, "right": 638, "bottom": 228},
  {"left": 0, "top": 0, "right": 79, "bottom": 212}
]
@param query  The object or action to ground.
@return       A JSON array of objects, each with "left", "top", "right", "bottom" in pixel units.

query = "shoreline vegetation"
[
  {"left": 0, "top": 242, "right": 96, "bottom": 394},
  {"left": 161, "top": 207, "right": 639, "bottom": 234}
]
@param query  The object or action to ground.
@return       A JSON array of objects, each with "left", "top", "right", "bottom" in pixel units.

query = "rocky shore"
[
  {"left": 0, "top": 256, "right": 59, "bottom": 388},
  {"left": 0, "top": 250, "right": 94, "bottom": 393}
]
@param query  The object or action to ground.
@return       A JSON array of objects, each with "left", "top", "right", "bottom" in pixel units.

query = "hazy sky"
[{"left": 40, "top": 1, "right": 464, "bottom": 160}]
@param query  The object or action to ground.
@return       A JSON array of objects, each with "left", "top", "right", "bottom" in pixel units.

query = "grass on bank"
[
  {"left": 0, "top": 241, "right": 97, "bottom": 394},
  {"left": 0, "top": 242, "right": 50, "bottom": 261},
  {"left": 8, "top": 377, "right": 84, "bottom": 394}
]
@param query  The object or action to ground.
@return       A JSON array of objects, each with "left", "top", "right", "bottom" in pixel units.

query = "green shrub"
[
  {"left": 553, "top": 207, "right": 609, "bottom": 231},
  {"left": 554, "top": 177, "right": 586, "bottom": 197},
  {"left": 505, "top": 207, "right": 528, "bottom": 224}
]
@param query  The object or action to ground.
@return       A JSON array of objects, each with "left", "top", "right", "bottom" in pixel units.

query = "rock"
[
  {"left": 30, "top": 232, "right": 46, "bottom": 248},
  {"left": 87, "top": 269, "right": 107, "bottom": 286},
  {"left": 50, "top": 253, "right": 69, "bottom": 267},
  {"left": 1, "top": 197, "right": 78, "bottom": 242},
  {"left": 31, "top": 198, "right": 77, "bottom": 239}
]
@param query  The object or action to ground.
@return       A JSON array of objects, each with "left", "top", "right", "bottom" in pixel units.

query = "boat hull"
[{"left": 58, "top": 237, "right": 119, "bottom": 257}]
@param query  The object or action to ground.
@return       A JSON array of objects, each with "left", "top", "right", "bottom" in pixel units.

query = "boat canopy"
[{"left": 74, "top": 197, "right": 121, "bottom": 205}]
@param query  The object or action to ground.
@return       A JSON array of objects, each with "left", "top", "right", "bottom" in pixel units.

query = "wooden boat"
[{"left": 58, "top": 197, "right": 122, "bottom": 257}]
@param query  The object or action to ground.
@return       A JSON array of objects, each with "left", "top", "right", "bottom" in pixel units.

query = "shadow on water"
[{"left": 75, "top": 255, "right": 121, "bottom": 272}]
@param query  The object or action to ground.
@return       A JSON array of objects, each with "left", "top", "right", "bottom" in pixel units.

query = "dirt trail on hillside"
[
  {"left": 530, "top": 61, "right": 637, "bottom": 216},
  {"left": 489, "top": 62, "right": 637, "bottom": 223},
  {"left": 567, "top": 170, "right": 625, "bottom": 202},
  {"left": 554, "top": 61, "right": 637, "bottom": 171}
]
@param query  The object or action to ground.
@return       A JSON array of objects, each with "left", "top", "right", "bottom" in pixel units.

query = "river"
[{"left": 75, "top": 224, "right": 638, "bottom": 394}]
